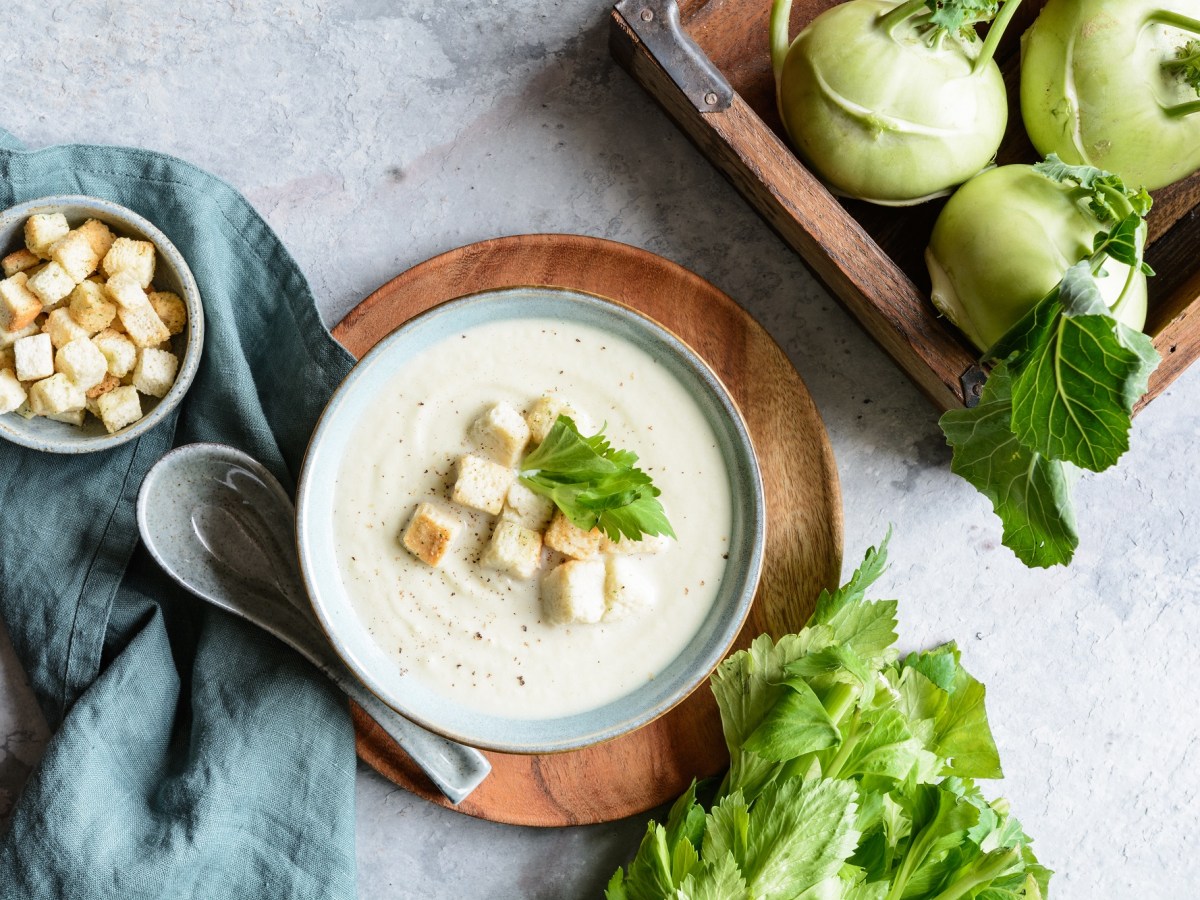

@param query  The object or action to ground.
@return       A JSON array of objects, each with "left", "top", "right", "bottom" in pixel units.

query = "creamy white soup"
[{"left": 332, "top": 317, "right": 733, "bottom": 719}]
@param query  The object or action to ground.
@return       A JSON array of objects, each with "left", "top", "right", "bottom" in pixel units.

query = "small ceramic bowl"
[
  {"left": 297, "top": 287, "right": 764, "bottom": 753},
  {"left": 0, "top": 195, "right": 203, "bottom": 453}
]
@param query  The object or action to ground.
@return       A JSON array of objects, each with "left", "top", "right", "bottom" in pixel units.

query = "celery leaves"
[
  {"left": 518, "top": 415, "right": 674, "bottom": 542},
  {"left": 607, "top": 538, "right": 1051, "bottom": 899}
]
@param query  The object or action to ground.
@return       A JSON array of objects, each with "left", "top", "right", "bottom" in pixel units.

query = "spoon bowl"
[{"left": 136, "top": 442, "right": 491, "bottom": 805}]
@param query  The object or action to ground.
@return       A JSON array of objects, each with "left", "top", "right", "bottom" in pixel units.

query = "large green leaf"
[
  {"left": 1009, "top": 265, "right": 1160, "bottom": 472},
  {"left": 742, "top": 778, "right": 860, "bottom": 900},
  {"left": 676, "top": 852, "right": 750, "bottom": 900},
  {"left": 940, "top": 363, "right": 1079, "bottom": 568},
  {"left": 743, "top": 679, "right": 841, "bottom": 762}
]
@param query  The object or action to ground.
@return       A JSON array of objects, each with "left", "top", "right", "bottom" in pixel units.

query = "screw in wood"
[
  {"left": 705, "top": 92, "right": 719, "bottom": 106},
  {"left": 640, "top": 8, "right": 654, "bottom": 21}
]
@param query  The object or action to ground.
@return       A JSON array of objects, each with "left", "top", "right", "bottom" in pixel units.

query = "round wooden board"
[{"left": 332, "top": 234, "right": 843, "bottom": 827}]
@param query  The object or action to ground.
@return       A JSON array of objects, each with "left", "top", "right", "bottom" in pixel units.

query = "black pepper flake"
[
  {"left": 518, "top": 676, "right": 525, "bottom": 686},
  {"left": 474, "top": 632, "right": 482, "bottom": 640}
]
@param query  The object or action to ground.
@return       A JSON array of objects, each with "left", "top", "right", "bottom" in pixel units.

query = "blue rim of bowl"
[
  {"left": 0, "top": 195, "right": 204, "bottom": 453},
  {"left": 296, "top": 286, "right": 765, "bottom": 754}
]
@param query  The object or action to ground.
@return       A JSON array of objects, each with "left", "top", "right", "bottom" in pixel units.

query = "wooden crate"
[{"left": 610, "top": 0, "right": 1200, "bottom": 411}]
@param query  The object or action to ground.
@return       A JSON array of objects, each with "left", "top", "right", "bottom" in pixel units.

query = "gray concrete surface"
[{"left": 1, "top": 1, "right": 1198, "bottom": 896}]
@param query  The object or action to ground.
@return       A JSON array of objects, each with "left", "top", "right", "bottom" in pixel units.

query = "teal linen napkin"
[{"left": 0, "top": 131, "right": 359, "bottom": 898}]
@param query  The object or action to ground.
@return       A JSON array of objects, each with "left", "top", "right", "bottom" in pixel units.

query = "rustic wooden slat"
[{"left": 611, "top": 0, "right": 1200, "bottom": 412}]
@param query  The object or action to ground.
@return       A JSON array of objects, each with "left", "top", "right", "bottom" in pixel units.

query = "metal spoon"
[{"left": 135, "top": 442, "right": 491, "bottom": 805}]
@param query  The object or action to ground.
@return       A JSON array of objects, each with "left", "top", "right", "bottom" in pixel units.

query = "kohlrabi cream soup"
[{"left": 331, "top": 317, "right": 733, "bottom": 719}]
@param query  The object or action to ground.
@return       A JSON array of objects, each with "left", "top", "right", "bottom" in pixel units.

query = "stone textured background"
[{"left": 1, "top": 1, "right": 1198, "bottom": 896}]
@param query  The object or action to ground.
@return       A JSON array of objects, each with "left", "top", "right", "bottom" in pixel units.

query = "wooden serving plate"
[
  {"left": 610, "top": 0, "right": 1200, "bottom": 412},
  {"left": 332, "top": 234, "right": 842, "bottom": 827}
]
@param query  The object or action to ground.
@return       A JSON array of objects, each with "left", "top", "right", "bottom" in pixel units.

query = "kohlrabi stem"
[
  {"left": 1164, "top": 99, "right": 1200, "bottom": 119},
  {"left": 974, "top": 0, "right": 1023, "bottom": 74},
  {"left": 1148, "top": 10, "right": 1200, "bottom": 36},
  {"left": 770, "top": 0, "right": 793, "bottom": 95},
  {"left": 879, "top": 0, "right": 927, "bottom": 37}
]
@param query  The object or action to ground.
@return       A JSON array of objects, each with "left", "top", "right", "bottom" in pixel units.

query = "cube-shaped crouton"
[
  {"left": 92, "top": 329, "right": 137, "bottom": 377},
  {"left": 26, "top": 262, "right": 75, "bottom": 308},
  {"left": 102, "top": 237, "right": 155, "bottom": 287},
  {"left": 2, "top": 249, "right": 39, "bottom": 278},
  {"left": 451, "top": 454, "right": 514, "bottom": 515},
  {"left": 95, "top": 385, "right": 141, "bottom": 433},
  {"left": 544, "top": 510, "right": 602, "bottom": 559},
  {"left": 401, "top": 502, "right": 462, "bottom": 567},
  {"left": 0, "top": 321, "right": 40, "bottom": 350},
  {"left": 470, "top": 402, "right": 530, "bottom": 466},
  {"left": 603, "top": 556, "right": 656, "bottom": 622},
  {"left": 43, "top": 308, "right": 90, "bottom": 349},
  {"left": 56, "top": 338, "right": 109, "bottom": 390},
  {"left": 600, "top": 532, "right": 673, "bottom": 556},
  {"left": 131, "top": 347, "right": 179, "bottom": 398},
  {"left": 47, "top": 408, "right": 85, "bottom": 426},
  {"left": 28, "top": 373, "right": 86, "bottom": 416},
  {"left": 481, "top": 519, "right": 543, "bottom": 579},
  {"left": 68, "top": 281, "right": 117, "bottom": 334},
  {"left": 148, "top": 291, "right": 186, "bottom": 335},
  {"left": 117, "top": 302, "right": 170, "bottom": 348},
  {"left": 86, "top": 372, "right": 121, "bottom": 400},
  {"left": 14, "top": 332, "right": 54, "bottom": 382},
  {"left": 104, "top": 270, "right": 148, "bottom": 309},
  {"left": 49, "top": 230, "right": 101, "bottom": 283},
  {"left": 24, "top": 213, "right": 69, "bottom": 258},
  {"left": 0, "top": 368, "right": 27, "bottom": 414},
  {"left": 501, "top": 481, "right": 555, "bottom": 532},
  {"left": 77, "top": 219, "right": 115, "bottom": 259},
  {"left": 0, "top": 273, "right": 43, "bottom": 332},
  {"left": 525, "top": 393, "right": 593, "bottom": 444},
  {"left": 541, "top": 560, "right": 606, "bottom": 625}
]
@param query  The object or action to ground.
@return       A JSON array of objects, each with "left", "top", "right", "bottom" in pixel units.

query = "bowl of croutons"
[{"left": 0, "top": 196, "right": 202, "bottom": 453}]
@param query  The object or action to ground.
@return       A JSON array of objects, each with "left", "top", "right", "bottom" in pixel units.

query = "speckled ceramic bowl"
[
  {"left": 0, "top": 196, "right": 203, "bottom": 453},
  {"left": 297, "top": 287, "right": 764, "bottom": 753}
]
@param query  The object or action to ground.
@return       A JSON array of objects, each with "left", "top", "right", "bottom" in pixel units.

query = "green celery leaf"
[
  {"left": 809, "top": 534, "right": 898, "bottom": 661},
  {"left": 940, "top": 362, "right": 1079, "bottom": 568},
  {"left": 703, "top": 792, "right": 751, "bottom": 870},
  {"left": 838, "top": 708, "right": 927, "bottom": 782},
  {"left": 711, "top": 633, "right": 815, "bottom": 800},
  {"left": 891, "top": 780, "right": 982, "bottom": 898},
  {"left": 611, "top": 783, "right": 704, "bottom": 900},
  {"left": 676, "top": 852, "right": 750, "bottom": 900},
  {"left": 902, "top": 645, "right": 958, "bottom": 693},
  {"left": 1009, "top": 265, "right": 1160, "bottom": 472},
  {"left": 743, "top": 678, "right": 842, "bottom": 761},
  {"left": 898, "top": 647, "right": 1003, "bottom": 779},
  {"left": 741, "top": 778, "right": 860, "bottom": 899},
  {"left": 519, "top": 415, "right": 675, "bottom": 542}
]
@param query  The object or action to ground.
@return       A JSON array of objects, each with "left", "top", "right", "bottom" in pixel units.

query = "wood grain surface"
[
  {"left": 612, "top": 0, "right": 1200, "bottom": 412},
  {"left": 332, "top": 234, "right": 843, "bottom": 826}
]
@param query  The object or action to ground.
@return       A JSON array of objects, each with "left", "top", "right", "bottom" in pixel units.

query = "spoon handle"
[{"left": 277, "top": 623, "right": 491, "bottom": 805}]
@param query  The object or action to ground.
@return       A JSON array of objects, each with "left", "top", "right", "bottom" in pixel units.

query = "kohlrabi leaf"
[
  {"left": 1008, "top": 264, "right": 1160, "bottom": 472},
  {"left": 923, "top": 0, "right": 1000, "bottom": 34},
  {"left": 1168, "top": 40, "right": 1200, "bottom": 95},
  {"left": 940, "top": 363, "right": 1080, "bottom": 568},
  {"left": 1033, "top": 154, "right": 1152, "bottom": 222}
]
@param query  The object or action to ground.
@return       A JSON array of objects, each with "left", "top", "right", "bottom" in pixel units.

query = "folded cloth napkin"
[{"left": 0, "top": 130, "right": 359, "bottom": 898}]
